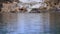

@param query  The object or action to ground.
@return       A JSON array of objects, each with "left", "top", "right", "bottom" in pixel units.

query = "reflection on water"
[{"left": 0, "top": 13, "right": 56, "bottom": 34}]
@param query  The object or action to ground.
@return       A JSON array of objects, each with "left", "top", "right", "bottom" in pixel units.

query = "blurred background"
[{"left": 0, "top": 0, "right": 60, "bottom": 34}]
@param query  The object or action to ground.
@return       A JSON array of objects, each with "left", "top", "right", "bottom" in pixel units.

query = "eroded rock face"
[
  {"left": 1, "top": 2, "right": 19, "bottom": 12},
  {"left": 1, "top": 0, "right": 60, "bottom": 13}
]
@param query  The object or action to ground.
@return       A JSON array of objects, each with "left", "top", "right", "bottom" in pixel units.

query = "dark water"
[{"left": 0, "top": 13, "right": 60, "bottom": 34}]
